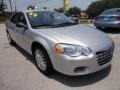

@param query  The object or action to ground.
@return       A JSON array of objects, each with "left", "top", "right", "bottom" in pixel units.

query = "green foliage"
[
  {"left": 54, "top": 6, "right": 81, "bottom": 17},
  {"left": 0, "top": 3, "right": 3, "bottom": 11},
  {"left": 54, "top": 7, "right": 64, "bottom": 13},
  {"left": 0, "top": 1, "right": 6, "bottom": 22},
  {"left": 0, "top": 0, "right": 5, "bottom": 12},
  {"left": 0, "top": 16, "right": 5, "bottom": 21},
  {"left": 86, "top": 0, "right": 120, "bottom": 18},
  {"left": 67, "top": 7, "right": 81, "bottom": 17}
]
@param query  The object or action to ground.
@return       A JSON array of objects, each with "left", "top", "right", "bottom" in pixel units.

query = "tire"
[
  {"left": 33, "top": 46, "right": 54, "bottom": 75},
  {"left": 7, "top": 32, "right": 15, "bottom": 45}
]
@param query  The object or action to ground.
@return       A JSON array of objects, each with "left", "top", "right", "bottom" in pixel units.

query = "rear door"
[{"left": 7, "top": 13, "right": 19, "bottom": 41}]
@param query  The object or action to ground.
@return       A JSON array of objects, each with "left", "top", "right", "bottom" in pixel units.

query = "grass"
[{"left": 0, "top": 16, "right": 5, "bottom": 24}]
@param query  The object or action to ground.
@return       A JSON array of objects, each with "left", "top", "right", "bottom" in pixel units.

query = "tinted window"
[
  {"left": 10, "top": 13, "right": 19, "bottom": 24},
  {"left": 17, "top": 13, "right": 27, "bottom": 25}
]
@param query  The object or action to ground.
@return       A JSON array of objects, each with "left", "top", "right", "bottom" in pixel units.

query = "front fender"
[{"left": 31, "top": 36, "right": 59, "bottom": 69}]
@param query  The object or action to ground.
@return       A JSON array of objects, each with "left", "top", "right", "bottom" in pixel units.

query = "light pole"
[{"left": 63, "top": 0, "right": 66, "bottom": 14}]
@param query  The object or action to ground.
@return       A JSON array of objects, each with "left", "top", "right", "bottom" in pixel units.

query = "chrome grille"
[{"left": 96, "top": 45, "right": 114, "bottom": 66}]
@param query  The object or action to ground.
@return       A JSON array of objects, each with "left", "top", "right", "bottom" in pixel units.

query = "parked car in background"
[
  {"left": 94, "top": 8, "right": 120, "bottom": 29},
  {"left": 69, "top": 16, "right": 79, "bottom": 23},
  {"left": 61, "top": 13, "right": 79, "bottom": 23},
  {"left": 6, "top": 10, "right": 114, "bottom": 76}
]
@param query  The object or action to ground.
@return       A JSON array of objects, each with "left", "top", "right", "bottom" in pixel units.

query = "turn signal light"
[{"left": 55, "top": 44, "right": 63, "bottom": 54}]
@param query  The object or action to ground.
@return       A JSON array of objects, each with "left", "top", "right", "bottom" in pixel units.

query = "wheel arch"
[
  {"left": 31, "top": 42, "right": 46, "bottom": 56},
  {"left": 31, "top": 40, "right": 54, "bottom": 61},
  {"left": 31, "top": 41, "right": 55, "bottom": 69},
  {"left": 30, "top": 36, "right": 57, "bottom": 70}
]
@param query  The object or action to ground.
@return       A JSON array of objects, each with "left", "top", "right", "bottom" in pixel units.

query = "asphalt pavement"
[{"left": 0, "top": 24, "right": 120, "bottom": 90}]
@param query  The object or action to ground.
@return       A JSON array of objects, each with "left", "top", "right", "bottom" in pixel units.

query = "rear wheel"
[
  {"left": 33, "top": 46, "right": 54, "bottom": 75},
  {"left": 7, "top": 32, "right": 15, "bottom": 45}
]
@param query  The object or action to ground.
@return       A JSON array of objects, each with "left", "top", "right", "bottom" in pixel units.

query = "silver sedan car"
[
  {"left": 94, "top": 8, "right": 120, "bottom": 29},
  {"left": 6, "top": 10, "right": 114, "bottom": 76}
]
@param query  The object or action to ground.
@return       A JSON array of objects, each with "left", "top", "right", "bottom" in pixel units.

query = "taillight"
[{"left": 116, "top": 16, "right": 120, "bottom": 20}]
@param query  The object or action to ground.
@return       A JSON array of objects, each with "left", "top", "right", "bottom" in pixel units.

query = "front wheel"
[{"left": 33, "top": 46, "right": 54, "bottom": 75}]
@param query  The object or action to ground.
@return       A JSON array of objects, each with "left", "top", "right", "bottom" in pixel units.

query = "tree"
[
  {"left": 108, "top": 0, "right": 120, "bottom": 8},
  {"left": 8, "top": 0, "right": 12, "bottom": 11},
  {"left": 86, "top": 0, "right": 120, "bottom": 18},
  {"left": 67, "top": 6, "right": 81, "bottom": 17},
  {"left": 0, "top": 0, "right": 4, "bottom": 12},
  {"left": 0, "top": 0, "right": 6, "bottom": 15},
  {"left": 86, "top": 0, "right": 108, "bottom": 18},
  {"left": 54, "top": 7, "right": 64, "bottom": 13},
  {"left": 0, "top": 0, "right": 6, "bottom": 21}
]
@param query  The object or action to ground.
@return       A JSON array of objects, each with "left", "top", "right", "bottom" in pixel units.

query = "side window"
[
  {"left": 17, "top": 13, "right": 27, "bottom": 25},
  {"left": 10, "top": 13, "right": 19, "bottom": 24}
]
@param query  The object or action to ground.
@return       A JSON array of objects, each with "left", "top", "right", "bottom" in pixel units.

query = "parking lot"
[{"left": 0, "top": 24, "right": 120, "bottom": 90}]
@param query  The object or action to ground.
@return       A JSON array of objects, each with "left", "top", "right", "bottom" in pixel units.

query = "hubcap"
[{"left": 35, "top": 50, "right": 47, "bottom": 71}]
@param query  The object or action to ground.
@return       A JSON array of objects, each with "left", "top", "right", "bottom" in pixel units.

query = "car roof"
[{"left": 106, "top": 8, "right": 120, "bottom": 11}]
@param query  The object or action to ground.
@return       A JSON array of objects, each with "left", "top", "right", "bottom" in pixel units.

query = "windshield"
[{"left": 27, "top": 11, "right": 78, "bottom": 29}]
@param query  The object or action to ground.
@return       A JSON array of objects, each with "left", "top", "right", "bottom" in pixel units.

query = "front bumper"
[{"left": 53, "top": 53, "right": 112, "bottom": 76}]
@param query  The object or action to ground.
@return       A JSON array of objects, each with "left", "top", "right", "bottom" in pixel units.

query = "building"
[{"left": 80, "top": 11, "right": 89, "bottom": 19}]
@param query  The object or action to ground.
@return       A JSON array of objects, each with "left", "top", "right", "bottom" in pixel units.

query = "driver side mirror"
[{"left": 16, "top": 22, "right": 28, "bottom": 29}]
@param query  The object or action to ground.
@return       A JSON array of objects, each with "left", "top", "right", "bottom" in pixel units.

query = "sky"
[{"left": 4, "top": 0, "right": 98, "bottom": 11}]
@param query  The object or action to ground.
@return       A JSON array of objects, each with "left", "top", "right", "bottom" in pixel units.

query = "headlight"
[
  {"left": 82, "top": 47, "right": 91, "bottom": 56},
  {"left": 55, "top": 43, "right": 91, "bottom": 57}
]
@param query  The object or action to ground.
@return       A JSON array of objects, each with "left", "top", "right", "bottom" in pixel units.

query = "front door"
[{"left": 15, "top": 13, "right": 28, "bottom": 50}]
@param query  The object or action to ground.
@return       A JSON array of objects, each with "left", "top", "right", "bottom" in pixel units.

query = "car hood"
[{"left": 37, "top": 24, "right": 113, "bottom": 51}]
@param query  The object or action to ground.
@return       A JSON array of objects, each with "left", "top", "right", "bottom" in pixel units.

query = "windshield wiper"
[
  {"left": 32, "top": 22, "right": 78, "bottom": 29},
  {"left": 32, "top": 24, "right": 54, "bottom": 28},
  {"left": 56, "top": 22, "right": 78, "bottom": 26}
]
